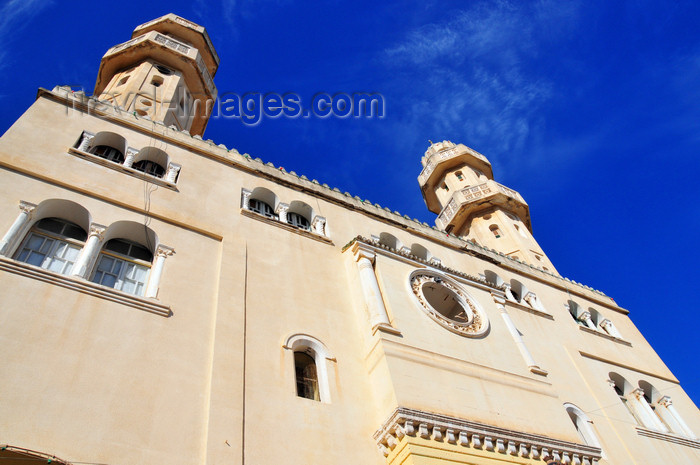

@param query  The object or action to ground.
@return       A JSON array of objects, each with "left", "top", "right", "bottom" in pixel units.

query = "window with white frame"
[
  {"left": 564, "top": 403, "right": 603, "bottom": 451},
  {"left": 91, "top": 238, "right": 152, "bottom": 296},
  {"left": 287, "top": 211, "right": 310, "bottom": 230},
  {"left": 248, "top": 198, "right": 277, "bottom": 218},
  {"left": 14, "top": 217, "right": 87, "bottom": 275},
  {"left": 285, "top": 334, "right": 333, "bottom": 403}
]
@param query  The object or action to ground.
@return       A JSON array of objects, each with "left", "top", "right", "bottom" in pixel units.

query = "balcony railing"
[
  {"left": 418, "top": 146, "right": 489, "bottom": 186},
  {"left": 436, "top": 180, "right": 526, "bottom": 230}
]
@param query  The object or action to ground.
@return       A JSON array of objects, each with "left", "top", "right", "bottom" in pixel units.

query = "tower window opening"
[
  {"left": 151, "top": 75, "right": 164, "bottom": 87},
  {"left": 294, "top": 351, "right": 320, "bottom": 401},
  {"left": 441, "top": 182, "right": 449, "bottom": 191},
  {"left": 118, "top": 76, "right": 129, "bottom": 86},
  {"left": 155, "top": 64, "right": 172, "bottom": 75},
  {"left": 489, "top": 224, "right": 501, "bottom": 238},
  {"left": 455, "top": 171, "right": 464, "bottom": 181}
]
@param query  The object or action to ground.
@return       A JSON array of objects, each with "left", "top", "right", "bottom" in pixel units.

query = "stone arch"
[
  {"left": 484, "top": 269, "right": 504, "bottom": 287},
  {"left": 102, "top": 220, "right": 158, "bottom": 255},
  {"left": 609, "top": 372, "right": 633, "bottom": 396},
  {"left": 510, "top": 279, "right": 529, "bottom": 303},
  {"left": 410, "top": 243, "right": 431, "bottom": 261},
  {"left": 379, "top": 232, "right": 401, "bottom": 250},
  {"left": 132, "top": 146, "right": 170, "bottom": 178},
  {"left": 249, "top": 187, "right": 279, "bottom": 211},
  {"left": 88, "top": 131, "right": 128, "bottom": 155},
  {"left": 287, "top": 200, "right": 313, "bottom": 230},
  {"left": 564, "top": 403, "right": 603, "bottom": 450},
  {"left": 31, "top": 199, "right": 91, "bottom": 233}
]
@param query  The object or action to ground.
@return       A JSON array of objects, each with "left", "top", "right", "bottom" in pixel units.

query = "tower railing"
[{"left": 436, "top": 180, "right": 527, "bottom": 230}]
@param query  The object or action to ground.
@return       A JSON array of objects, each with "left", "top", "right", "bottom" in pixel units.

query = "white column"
[
  {"left": 70, "top": 223, "right": 106, "bottom": 278},
  {"left": 145, "top": 245, "right": 175, "bottom": 298},
  {"left": 124, "top": 148, "right": 137, "bottom": 168},
  {"left": 627, "top": 388, "right": 668, "bottom": 431},
  {"left": 599, "top": 319, "right": 621, "bottom": 338},
  {"left": 276, "top": 202, "right": 289, "bottom": 223},
  {"left": 165, "top": 163, "right": 181, "bottom": 183},
  {"left": 311, "top": 215, "right": 326, "bottom": 236},
  {"left": 353, "top": 246, "right": 392, "bottom": 331},
  {"left": 240, "top": 188, "right": 252, "bottom": 209},
  {"left": 0, "top": 201, "right": 36, "bottom": 256},
  {"left": 77, "top": 131, "right": 95, "bottom": 151},
  {"left": 578, "top": 311, "right": 597, "bottom": 330},
  {"left": 657, "top": 396, "right": 695, "bottom": 437},
  {"left": 503, "top": 283, "right": 516, "bottom": 302},
  {"left": 493, "top": 294, "right": 541, "bottom": 371}
]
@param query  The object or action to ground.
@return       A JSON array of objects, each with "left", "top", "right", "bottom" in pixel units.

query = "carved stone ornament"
[{"left": 410, "top": 271, "right": 489, "bottom": 337}]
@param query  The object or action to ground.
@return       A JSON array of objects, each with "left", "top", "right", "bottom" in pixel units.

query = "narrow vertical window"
[
  {"left": 294, "top": 352, "right": 319, "bottom": 401},
  {"left": 489, "top": 224, "right": 501, "bottom": 238},
  {"left": 455, "top": 171, "right": 464, "bottom": 181}
]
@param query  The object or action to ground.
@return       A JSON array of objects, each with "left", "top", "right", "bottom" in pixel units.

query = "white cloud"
[
  {"left": 0, "top": 0, "right": 52, "bottom": 72},
  {"left": 381, "top": 1, "right": 581, "bottom": 172}
]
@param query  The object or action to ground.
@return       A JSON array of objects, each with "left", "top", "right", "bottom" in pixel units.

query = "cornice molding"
[{"left": 374, "top": 407, "right": 602, "bottom": 464}]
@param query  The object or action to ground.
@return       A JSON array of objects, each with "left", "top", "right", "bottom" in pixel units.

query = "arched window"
[
  {"left": 568, "top": 300, "right": 587, "bottom": 326},
  {"left": 287, "top": 200, "right": 313, "bottom": 231},
  {"left": 85, "top": 131, "right": 127, "bottom": 164},
  {"left": 410, "top": 243, "right": 431, "bottom": 261},
  {"left": 90, "top": 145, "right": 125, "bottom": 163},
  {"left": 249, "top": 198, "right": 277, "bottom": 218},
  {"left": 294, "top": 351, "right": 319, "bottom": 400},
  {"left": 91, "top": 238, "right": 152, "bottom": 296},
  {"left": 564, "top": 403, "right": 603, "bottom": 451},
  {"left": 378, "top": 232, "right": 401, "bottom": 250},
  {"left": 14, "top": 217, "right": 87, "bottom": 275},
  {"left": 484, "top": 270, "right": 504, "bottom": 288},
  {"left": 285, "top": 334, "right": 333, "bottom": 403},
  {"left": 489, "top": 224, "right": 501, "bottom": 238},
  {"left": 133, "top": 159, "right": 166, "bottom": 178},
  {"left": 246, "top": 187, "right": 279, "bottom": 219},
  {"left": 287, "top": 212, "right": 310, "bottom": 230},
  {"left": 133, "top": 146, "right": 170, "bottom": 179}
]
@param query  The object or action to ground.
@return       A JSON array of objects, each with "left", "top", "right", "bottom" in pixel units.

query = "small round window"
[{"left": 410, "top": 272, "right": 489, "bottom": 337}]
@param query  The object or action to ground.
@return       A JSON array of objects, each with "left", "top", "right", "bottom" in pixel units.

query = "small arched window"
[
  {"left": 91, "top": 238, "right": 152, "bottom": 296},
  {"left": 14, "top": 217, "right": 87, "bottom": 275},
  {"left": 287, "top": 212, "right": 310, "bottom": 230},
  {"left": 294, "top": 351, "right": 319, "bottom": 400},
  {"left": 455, "top": 170, "right": 464, "bottom": 181},
  {"left": 285, "top": 334, "right": 333, "bottom": 403},
  {"left": 249, "top": 199, "right": 277, "bottom": 218},
  {"left": 133, "top": 159, "right": 166, "bottom": 178},
  {"left": 489, "top": 224, "right": 501, "bottom": 238},
  {"left": 564, "top": 403, "right": 603, "bottom": 452},
  {"left": 90, "top": 145, "right": 125, "bottom": 164}
]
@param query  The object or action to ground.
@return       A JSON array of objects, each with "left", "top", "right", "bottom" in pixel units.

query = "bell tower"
[
  {"left": 93, "top": 14, "right": 219, "bottom": 136},
  {"left": 418, "top": 141, "right": 557, "bottom": 273}
]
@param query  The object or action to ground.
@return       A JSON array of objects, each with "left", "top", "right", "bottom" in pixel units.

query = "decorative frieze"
[{"left": 373, "top": 407, "right": 602, "bottom": 463}]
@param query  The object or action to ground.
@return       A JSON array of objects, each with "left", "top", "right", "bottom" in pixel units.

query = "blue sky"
[{"left": 1, "top": 1, "right": 698, "bottom": 405}]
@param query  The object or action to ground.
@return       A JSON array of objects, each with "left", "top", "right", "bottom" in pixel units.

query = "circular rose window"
[{"left": 410, "top": 272, "right": 489, "bottom": 337}]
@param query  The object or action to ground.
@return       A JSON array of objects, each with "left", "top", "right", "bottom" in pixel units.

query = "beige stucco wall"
[{"left": 0, "top": 90, "right": 698, "bottom": 465}]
